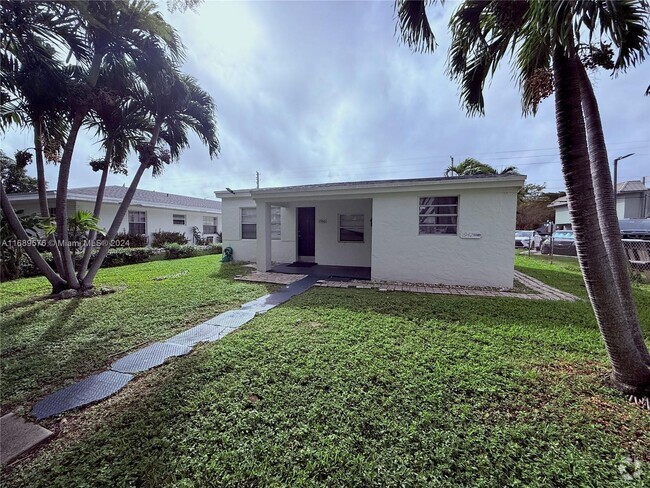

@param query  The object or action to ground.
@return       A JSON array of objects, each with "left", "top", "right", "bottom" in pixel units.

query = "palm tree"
[
  {"left": 396, "top": 0, "right": 650, "bottom": 395},
  {"left": 80, "top": 71, "right": 219, "bottom": 287},
  {"left": 1, "top": 0, "right": 182, "bottom": 292},
  {"left": 576, "top": 62, "right": 650, "bottom": 367},
  {"left": 50, "top": 0, "right": 182, "bottom": 289},
  {"left": 444, "top": 157, "right": 519, "bottom": 176},
  {"left": 76, "top": 64, "right": 150, "bottom": 278}
]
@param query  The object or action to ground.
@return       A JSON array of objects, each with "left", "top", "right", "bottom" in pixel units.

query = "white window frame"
[
  {"left": 418, "top": 196, "right": 459, "bottom": 235},
  {"left": 128, "top": 210, "right": 147, "bottom": 235},
  {"left": 173, "top": 214, "right": 186, "bottom": 225},
  {"left": 241, "top": 207, "right": 257, "bottom": 240},
  {"left": 271, "top": 206, "right": 281, "bottom": 241},
  {"left": 338, "top": 214, "right": 365, "bottom": 243}
]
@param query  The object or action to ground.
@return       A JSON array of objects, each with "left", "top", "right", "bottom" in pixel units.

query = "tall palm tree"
[
  {"left": 396, "top": 0, "right": 650, "bottom": 395},
  {"left": 80, "top": 71, "right": 219, "bottom": 287},
  {"left": 51, "top": 0, "right": 182, "bottom": 289},
  {"left": 76, "top": 64, "right": 150, "bottom": 278},
  {"left": 577, "top": 62, "right": 650, "bottom": 367}
]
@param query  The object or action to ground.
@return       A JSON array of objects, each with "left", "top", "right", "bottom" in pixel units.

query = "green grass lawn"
[
  {"left": 2, "top": 255, "right": 649, "bottom": 486},
  {"left": 0, "top": 256, "right": 275, "bottom": 411}
]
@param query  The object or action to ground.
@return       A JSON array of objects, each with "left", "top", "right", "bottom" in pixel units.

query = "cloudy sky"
[{"left": 3, "top": 1, "right": 649, "bottom": 199}]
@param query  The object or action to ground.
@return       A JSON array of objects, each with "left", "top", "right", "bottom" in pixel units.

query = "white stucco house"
[
  {"left": 8, "top": 186, "right": 222, "bottom": 244},
  {"left": 549, "top": 179, "right": 650, "bottom": 230},
  {"left": 215, "top": 174, "right": 525, "bottom": 288}
]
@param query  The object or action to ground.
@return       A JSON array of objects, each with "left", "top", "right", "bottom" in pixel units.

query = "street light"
[{"left": 613, "top": 153, "right": 635, "bottom": 193}]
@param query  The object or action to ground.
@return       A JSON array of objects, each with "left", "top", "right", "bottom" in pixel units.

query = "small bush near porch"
[{"left": 2, "top": 255, "right": 649, "bottom": 486}]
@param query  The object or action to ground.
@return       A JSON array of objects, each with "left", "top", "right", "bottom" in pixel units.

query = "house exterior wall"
[
  {"left": 554, "top": 191, "right": 650, "bottom": 227},
  {"left": 12, "top": 200, "right": 77, "bottom": 217},
  {"left": 622, "top": 193, "right": 648, "bottom": 219},
  {"left": 371, "top": 187, "right": 518, "bottom": 288},
  {"left": 221, "top": 197, "right": 372, "bottom": 266},
  {"left": 554, "top": 207, "right": 572, "bottom": 228},
  {"left": 9, "top": 198, "right": 221, "bottom": 244}
]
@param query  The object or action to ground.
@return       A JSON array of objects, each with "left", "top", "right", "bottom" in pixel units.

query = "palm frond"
[{"left": 395, "top": 0, "right": 441, "bottom": 53}]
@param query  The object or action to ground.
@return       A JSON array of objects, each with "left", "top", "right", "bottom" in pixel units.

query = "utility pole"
[
  {"left": 449, "top": 156, "right": 454, "bottom": 176},
  {"left": 613, "top": 153, "right": 634, "bottom": 193},
  {"left": 256, "top": 171, "right": 260, "bottom": 189}
]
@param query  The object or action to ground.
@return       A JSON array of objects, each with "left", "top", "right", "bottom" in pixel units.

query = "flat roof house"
[
  {"left": 215, "top": 174, "right": 525, "bottom": 288},
  {"left": 8, "top": 186, "right": 222, "bottom": 244}
]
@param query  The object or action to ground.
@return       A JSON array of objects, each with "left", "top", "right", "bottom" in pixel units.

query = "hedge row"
[{"left": 19, "top": 244, "right": 222, "bottom": 278}]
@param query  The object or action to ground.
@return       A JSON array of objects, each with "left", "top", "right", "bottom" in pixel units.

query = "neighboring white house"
[
  {"left": 215, "top": 174, "right": 525, "bottom": 288},
  {"left": 8, "top": 186, "right": 222, "bottom": 244},
  {"left": 549, "top": 179, "right": 650, "bottom": 230}
]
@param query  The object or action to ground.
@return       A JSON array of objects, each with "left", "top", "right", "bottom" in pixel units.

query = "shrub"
[
  {"left": 152, "top": 231, "right": 188, "bottom": 248},
  {"left": 19, "top": 252, "right": 55, "bottom": 278},
  {"left": 163, "top": 243, "right": 197, "bottom": 259},
  {"left": 100, "top": 247, "right": 154, "bottom": 267},
  {"left": 192, "top": 244, "right": 222, "bottom": 256},
  {"left": 15, "top": 245, "right": 206, "bottom": 280}
]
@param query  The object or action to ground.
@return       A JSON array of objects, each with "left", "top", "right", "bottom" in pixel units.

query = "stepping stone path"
[
  {"left": 27, "top": 275, "right": 319, "bottom": 424},
  {"left": 111, "top": 343, "right": 192, "bottom": 374},
  {"left": 31, "top": 371, "right": 133, "bottom": 420}
]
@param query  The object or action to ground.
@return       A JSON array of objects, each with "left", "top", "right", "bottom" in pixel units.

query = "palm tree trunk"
[
  {"left": 80, "top": 122, "right": 163, "bottom": 287},
  {"left": 33, "top": 119, "right": 65, "bottom": 275},
  {"left": 577, "top": 62, "right": 650, "bottom": 366},
  {"left": 80, "top": 161, "right": 148, "bottom": 287},
  {"left": 53, "top": 51, "right": 104, "bottom": 289},
  {"left": 54, "top": 111, "right": 85, "bottom": 289},
  {"left": 553, "top": 46, "right": 650, "bottom": 395},
  {"left": 77, "top": 140, "right": 113, "bottom": 279},
  {"left": 1, "top": 184, "right": 67, "bottom": 293}
]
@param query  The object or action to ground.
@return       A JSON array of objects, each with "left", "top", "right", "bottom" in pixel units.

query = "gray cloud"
[{"left": 2, "top": 1, "right": 648, "bottom": 198}]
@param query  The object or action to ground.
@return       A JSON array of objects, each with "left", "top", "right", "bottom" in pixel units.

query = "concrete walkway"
[{"left": 314, "top": 270, "right": 578, "bottom": 302}]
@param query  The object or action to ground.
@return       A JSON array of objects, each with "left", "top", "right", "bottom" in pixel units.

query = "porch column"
[{"left": 256, "top": 201, "right": 272, "bottom": 271}]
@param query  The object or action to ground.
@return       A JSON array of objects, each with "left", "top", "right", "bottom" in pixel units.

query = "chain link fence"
[{"left": 622, "top": 239, "right": 650, "bottom": 283}]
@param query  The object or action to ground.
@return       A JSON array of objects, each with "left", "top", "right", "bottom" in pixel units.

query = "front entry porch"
[{"left": 255, "top": 197, "right": 373, "bottom": 273}]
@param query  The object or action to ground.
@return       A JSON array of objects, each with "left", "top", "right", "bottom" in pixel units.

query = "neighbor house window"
[
  {"left": 241, "top": 208, "right": 256, "bottom": 239},
  {"left": 173, "top": 214, "right": 186, "bottom": 225},
  {"left": 48, "top": 207, "right": 56, "bottom": 217},
  {"left": 339, "top": 214, "right": 364, "bottom": 242},
  {"left": 203, "top": 216, "right": 218, "bottom": 234},
  {"left": 271, "top": 206, "right": 281, "bottom": 240},
  {"left": 418, "top": 196, "right": 458, "bottom": 235},
  {"left": 128, "top": 210, "right": 146, "bottom": 234}
]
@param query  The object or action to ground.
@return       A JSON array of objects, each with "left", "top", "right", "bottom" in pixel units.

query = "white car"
[{"left": 515, "top": 230, "right": 542, "bottom": 250}]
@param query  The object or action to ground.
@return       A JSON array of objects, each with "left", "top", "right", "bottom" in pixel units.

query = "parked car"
[
  {"left": 619, "top": 219, "right": 650, "bottom": 240},
  {"left": 540, "top": 230, "right": 577, "bottom": 256},
  {"left": 515, "top": 230, "right": 542, "bottom": 250}
]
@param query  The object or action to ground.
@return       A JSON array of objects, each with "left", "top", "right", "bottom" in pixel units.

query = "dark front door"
[{"left": 297, "top": 207, "right": 316, "bottom": 258}]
